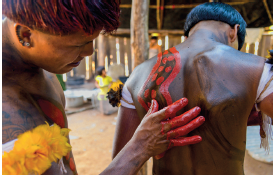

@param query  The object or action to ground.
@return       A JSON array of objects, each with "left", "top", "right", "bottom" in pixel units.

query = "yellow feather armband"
[
  {"left": 107, "top": 80, "right": 124, "bottom": 107},
  {"left": 2, "top": 123, "right": 71, "bottom": 175}
]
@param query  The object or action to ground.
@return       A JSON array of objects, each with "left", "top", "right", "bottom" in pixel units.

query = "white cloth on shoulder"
[
  {"left": 255, "top": 63, "right": 273, "bottom": 152},
  {"left": 120, "top": 85, "right": 136, "bottom": 109},
  {"left": 2, "top": 126, "right": 68, "bottom": 174}
]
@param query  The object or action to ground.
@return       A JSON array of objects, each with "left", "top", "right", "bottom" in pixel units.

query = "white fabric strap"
[
  {"left": 255, "top": 63, "right": 273, "bottom": 106},
  {"left": 254, "top": 63, "right": 273, "bottom": 153},
  {"left": 2, "top": 139, "right": 17, "bottom": 154},
  {"left": 120, "top": 85, "right": 136, "bottom": 109}
]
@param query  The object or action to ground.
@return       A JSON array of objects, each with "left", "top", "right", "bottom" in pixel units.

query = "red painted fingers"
[
  {"left": 169, "top": 135, "right": 202, "bottom": 148},
  {"left": 145, "top": 99, "right": 159, "bottom": 117},
  {"left": 166, "top": 116, "right": 205, "bottom": 139},
  {"left": 164, "top": 98, "right": 188, "bottom": 120},
  {"left": 161, "top": 106, "right": 201, "bottom": 130}
]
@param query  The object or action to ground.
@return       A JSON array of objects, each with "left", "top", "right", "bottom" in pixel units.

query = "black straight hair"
[
  {"left": 96, "top": 66, "right": 105, "bottom": 76},
  {"left": 184, "top": 2, "right": 247, "bottom": 50}
]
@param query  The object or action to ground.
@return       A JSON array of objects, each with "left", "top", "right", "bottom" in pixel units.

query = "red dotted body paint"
[
  {"left": 144, "top": 89, "right": 149, "bottom": 98},
  {"left": 162, "top": 57, "right": 168, "bottom": 64},
  {"left": 151, "top": 90, "right": 157, "bottom": 99},
  {"left": 66, "top": 153, "right": 70, "bottom": 160},
  {"left": 38, "top": 99, "right": 65, "bottom": 128},
  {"left": 152, "top": 73, "right": 158, "bottom": 81},
  {"left": 158, "top": 66, "right": 164, "bottom": 72},
  {"left": 156, "top": 76, "right": 165, "bottom": 85},
  {"left": 165, "top": 66, "right": 172, "bottom": 73},
  {"left": 69, "top": 158, "right": 76, "bottom": 171},
  {"left": 137, "top": 47, "right": 181, "bottom": 111}
]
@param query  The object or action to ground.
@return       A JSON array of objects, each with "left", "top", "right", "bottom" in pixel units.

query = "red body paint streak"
[
  {"left": 66, "top": 153, "right": 70, "bottom": 160},
  {"left": 159, "top": 47, "right": 181, "bottom": 105},
  {"left": 156, "top": 76, "right": 165, "bottom": 85},
  {"left": 69, "top": 158, "right": 76, "bottom": 171},
  {"left": 137, "top": 47, "right": 181, "bottom": 111},
  {"left": 162, "top": 57, "right": 168, "bottom": 64},
  {"left": 152, "top": 73, "right": 158, "bottom": 81},
  {"left": 144, "top": 89, "right": 149, "bottom": 98},
  {"left": 158, "top": 66, "right": 164, "bottom": 72},
  {"left": 165, "top": 66, "right": 172, "bottom": 73},
  {"left": 138, "top": 53, "right": 163, "bottom": 111},
  {"left": 38, "top": 99, "right": 65, "bottom": 128},
  {"left": 151, "top": 90, "right": 157, "bottom": 99},
  {"left": 167, "top": 55, "right": 175, "bottom": 61}
]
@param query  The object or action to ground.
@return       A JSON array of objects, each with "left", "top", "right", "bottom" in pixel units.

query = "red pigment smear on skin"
[
  {"left": 152, "top": 73, "right": 158, "bottom": 82},
  {"left": 38, "top": 99, "right": 65, "bottom": 128},
  {"left": 144, "top": 89, "right": 150, "bottom": 98},
  {"left": 147, "top": 102, "right": 151, "bottom": 108},
  {"left": 158, "top": 66, "right": 164, "bottom": 72},
  {"left": 69, "top": 158, "right": 76, "bottom": 171},
  {"left": 137, "top": 47, "right": 181, "bottom": 111},
  {"left": 156, "top": 76, "right": 165, "bottom": 85},
  {"left": 151, "top": 90, "right": 157, "bottom": 99},
  {"left": 138, "top": 52, "right": 163, "bottom": 111},
  {"left": 160, "top": 47, "right": 181, "bottom": 105},
  {"left": 66, "top": 153, "right": 70, "bottom": 160},
  {"left": 162, "top": 57, "right": 168, "bottom": 64},
  {"left": 165, "top": 66, "right": 172, "bottom": 73},
  {"left": 168, "top": 55, "right": 175, "bottom": 61}
]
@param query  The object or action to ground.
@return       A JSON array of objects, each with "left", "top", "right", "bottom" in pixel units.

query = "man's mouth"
[{"left": 68, "top": 61, "right": 81, "bottom": 67}]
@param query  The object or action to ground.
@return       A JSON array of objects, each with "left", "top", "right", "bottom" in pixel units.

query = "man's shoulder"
[{"left": 2, "top": 85, "right": 46, "bottom": 144}]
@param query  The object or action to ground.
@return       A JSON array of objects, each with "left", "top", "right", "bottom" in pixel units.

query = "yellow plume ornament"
[
  {"left": 2, "top": 123, "right": 71, "bottom": 175},
  {"left": 107, "top": 80, "right": 124, "bottom": 107}
]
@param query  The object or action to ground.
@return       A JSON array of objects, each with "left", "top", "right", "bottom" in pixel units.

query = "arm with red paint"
[{"left": 105, "top": 98, "right": 205, "bottom": 175}]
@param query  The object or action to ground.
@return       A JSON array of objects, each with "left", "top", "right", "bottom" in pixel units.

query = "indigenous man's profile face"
[{"left": 22, "top": 28, "right": 101, "bottom": 74}]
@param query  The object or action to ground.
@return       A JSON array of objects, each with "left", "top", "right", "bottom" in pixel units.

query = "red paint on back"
[
  {"left": 158, "top": 66, "right": 164, "bottom": 72},
  {"left": 156, "top": 76, "right": 165, "bottom": 85},
  {"left": 151, "top": 90, "right": 157, "bottom": 99},
  {"left": 137, "top": 47, "right": 181, "bottom": 111},
  {"left": 165, "top": 66, "right": 172, "bottom": 73},
  {"left": 162, "top": 58, "right": 168, "bottom": 64},
  {"left": 38, "top": 99, "right": 65, "bottom": 128},
  {"left": 152, "top": 73, "right": 158, "bottom": 82},
  {"left": 144, "top": 89, "right": 150, "bottom": 98}
]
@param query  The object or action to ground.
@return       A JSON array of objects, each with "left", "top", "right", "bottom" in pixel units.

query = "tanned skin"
[
  {"left": 113, "top": 21, "right": 272, "bottom": 174},
  {"left": 2, "top": 18, "right": 101, "bottom": 174},
  {"left": 3, "top": 18, "right": 205, "bottom": 175}
]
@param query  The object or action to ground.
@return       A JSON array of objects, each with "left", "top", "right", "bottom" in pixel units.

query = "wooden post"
[
  {"left": 131, "top": 1, "right": 150, "bottom": 174},
  {"left": 130, "top": 0, "right": 150, "bottom": 69},
  {"left": 98, "top": 34, "right": 107, "bottom": 67}
]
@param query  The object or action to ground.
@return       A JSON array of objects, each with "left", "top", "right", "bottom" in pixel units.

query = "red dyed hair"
[{"left": 3, "top": 0, "right": 121, "bottom": 35}]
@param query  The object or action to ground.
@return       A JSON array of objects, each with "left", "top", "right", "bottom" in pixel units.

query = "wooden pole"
[
  {"left": 130, "top": 0, "right": 150, "bottom": 69},
  {"left": 98, "top": 34, "right": 106, "bottom": 67}
]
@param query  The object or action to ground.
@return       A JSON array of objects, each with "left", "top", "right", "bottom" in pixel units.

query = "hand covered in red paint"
[{"left": 131, "top": 98, "right": 205, "bottom": 160}]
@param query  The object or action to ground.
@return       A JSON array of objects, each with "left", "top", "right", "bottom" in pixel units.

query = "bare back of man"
[{"left": 121, "top": 28, "right": 264, "bottom": 174}]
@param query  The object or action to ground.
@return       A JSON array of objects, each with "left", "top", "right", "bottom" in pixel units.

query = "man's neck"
[{"left": 189, "top": 23, "right": 229, "bottom": 46}]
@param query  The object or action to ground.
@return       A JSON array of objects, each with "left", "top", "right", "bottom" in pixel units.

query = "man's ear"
[
  {"left": 229, "top": 24, "right": 240, "bottom": 43},
  {"left": 14, "top": 23, "right": 32, "bottom": 48}
]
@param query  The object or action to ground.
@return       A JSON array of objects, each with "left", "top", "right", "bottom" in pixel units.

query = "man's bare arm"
[
  {"left": 112, "top": 106, "right": 141, "bottom": 158},
  {"left": 258, "top": 92, "right": 273, "bottom": 119}
]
